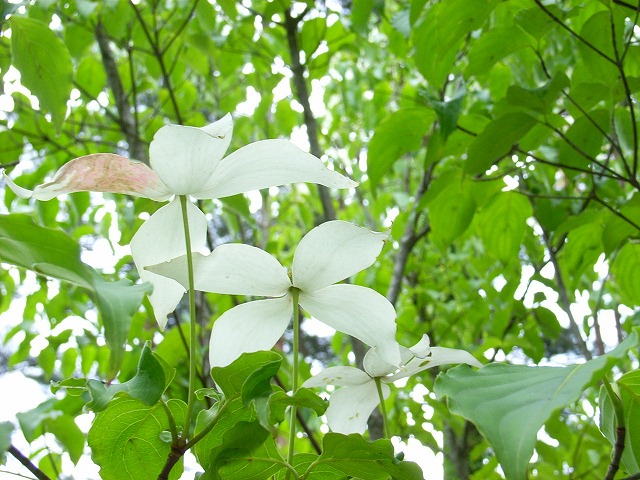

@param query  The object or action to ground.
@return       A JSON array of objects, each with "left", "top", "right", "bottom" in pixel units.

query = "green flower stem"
[
  {"left": 179, "top": 195, "right": 198, "bottom": 440},
  {"left": 285, "top": 288, "right": 301, "bottom": 479},
  {"left": 161, "top": 398, "right": 179, "bottom": 442},
  {"left": 184, "top": 397, "right": 232, "bottom": 449},
  {"left": 374, "top": 377, "right": 390, "bottom": 439}
]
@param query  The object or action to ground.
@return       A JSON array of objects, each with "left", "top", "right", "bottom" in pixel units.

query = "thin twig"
[{"left": 7, "top": 446, "right": 51, "bottom": 480}]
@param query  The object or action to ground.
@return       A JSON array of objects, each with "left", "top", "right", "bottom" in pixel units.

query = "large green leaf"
[
  {"left": 211, "top": 350, "right": 282, "bottom": 399},
  {"left": 366, "top": 108, "right": 434, "bottom": 192},
  {"left": 88, "top": 397, "right": 186, "bottom": 480},
  {"left": 309, "top": 433, "right": 424, "bottom": 479},
  {"left": 211, "top": 431, "right": 284, "bottom": 479},
  {"left": 10, "top": 16, "right": 73, "bottom": 128},
  {"left": 475, "top": 192, "right": 532, "bottom": 263},
  {"left": 464, "top": 112, "right": 537, "bottom": 175},
  {"left": 556, "top": 110, "right": 610, "bottom": 169},
  {"left": 194, "top": 399, "right": 270, "bottom": 477},
  {"left": 466, "top": 26, "right": 530, "bottom": 77},
  {"left": 435, "top": 330, "right": 639, "bottom": 480},
  {"left": 16, "top": 396, "right": 86, "bottom": 464},
  {"left": 611, "top": 243, "right": 640, "bottom": 307},
  {"left": 426, "top": 170, "right": 476, "bottom": 249},
  {"left": 0, "top": 214, "right": 151, "bottom": 379},
  {"left": 413, "top": 0, "right": 499, "bottom": 86}
]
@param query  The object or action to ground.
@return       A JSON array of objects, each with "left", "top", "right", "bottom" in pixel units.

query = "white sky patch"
[{"left": 236, "top": 86, "right": 261, "bottom": 116}]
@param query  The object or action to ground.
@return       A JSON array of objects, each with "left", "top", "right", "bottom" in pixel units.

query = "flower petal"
[
  {"left": 193, "top": 139, "right": 357, "bottom": 199},
  {"left": 130, "top": 198, "right": 208, "bottom": 329},
  {"left": 146, "top": 244, "right": 291, "bottom": 297},
  {"left": 4, "top": 154, "right": 172, "bottom": 201},
  {"left": 209, "top": 296, "right": 293, "bottom": 367},
  {"left": 292, "top": 221, "right": 388, "bottom": 292},
  {"left": 385, "top": 346, "right": 482, "bottom": 382},
  {"left": 324, "top": 381, "right": 388, "bottom": 434},
  {"left": 302, "top": 366, "right": 372, "bottom": 388},
  {"left": 363, "top": 348, "right": 399, "bottom": 378},
  {"left": 149, "top": 115, "right": 233, "bottom": 195},
  {"left": 409, "top": 334, "right": 431, "bottom": 358},
  {"left": 299, "top": 284, "right": 400, "bottom": 366}
]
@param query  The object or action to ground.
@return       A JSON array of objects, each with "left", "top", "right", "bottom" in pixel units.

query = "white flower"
[
  {"left": 148, "top": 220, "right": 401, "bottom": 367},
  {"left": 302, "top": 335, "right": 482, "bottom": 434},
  {"left": 3, "top": 114, "right": 356, "bottom": 328}
]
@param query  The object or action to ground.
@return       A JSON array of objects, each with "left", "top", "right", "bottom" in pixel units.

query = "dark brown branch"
[
  {"left": 95, "top": 20, "right": 148, "bottom": 162},
  {"left": 539, "top": 228, "right": 592, "bottom": 359},
  {"left": 282, "top": 7, "right": 336, "bottom": 222},
  {"left": 8, "top": 445, "right": 52, "bottom": 480},
  {"left": 128, "top": 0, "right": 183, "bottom": 124},
  {"left": 386, "top": 165, "right": 434, "bottom": 306},
  {"left": 609, "top": 10, "right": 639, "bottom": 177},
  {"left": 604, "top": 426, "right": 626, "bottom": 480}
]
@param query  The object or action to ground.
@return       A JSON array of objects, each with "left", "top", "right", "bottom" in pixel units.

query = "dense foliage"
[{"left": 0, "top": 0, "right": 639, "bottom": 479}]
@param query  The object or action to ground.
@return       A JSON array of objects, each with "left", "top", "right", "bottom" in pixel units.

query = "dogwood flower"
[
  {"left": 147, "top": 220, "right": 401, "bottom": 367},
  {"left": 2, "top": 114, "right": 356, "bottom": 329},
  {"left": 302, "top": 335, "right": 482, "bottom": 434}
]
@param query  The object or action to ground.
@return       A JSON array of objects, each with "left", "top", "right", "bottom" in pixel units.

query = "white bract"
[
  {"left": 148, "top": 220, "right": 401, "bottom": 367},
  {"left": 303, "top": 335, "right": 482, "bottom": 434},
  {"left": 3, "top": 114, "right": 356, "bottom": 328}
]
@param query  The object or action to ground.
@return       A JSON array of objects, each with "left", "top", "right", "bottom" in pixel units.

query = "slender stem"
[
  {"left": 7, "top": 446, "right": 51, "bottom": 480},
  {"left": 184, "top": 398, "right": 232, "bottom": 449},
  {"left": 179, "top": 195, "right": 199, "bottom": 439},
  {"left": 161, "top": 398, "right": 179, "bottom": 441},
  {"left": 603, "top": 379, "right": 626, "bottom": 480},
  {"left": 285, "top": 288, "right": 301, "bottom": 479},
  {"left": 374, "top": 378, "right": 390, "bottom": 439}
]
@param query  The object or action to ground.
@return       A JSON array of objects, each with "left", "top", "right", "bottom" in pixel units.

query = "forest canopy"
[{"left": 0, "top": 0, "right": 639, "bottom": 479}]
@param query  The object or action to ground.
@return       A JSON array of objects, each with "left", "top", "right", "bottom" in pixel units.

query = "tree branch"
[
  {"left": 95, "top": 19, "right": 148, "bottom": 162},
  {"left": 282, "top": 7, "right": 336, "bottom": 222},
  {"left": 8, "top": 445, "right": 52, "bottom": 480}
]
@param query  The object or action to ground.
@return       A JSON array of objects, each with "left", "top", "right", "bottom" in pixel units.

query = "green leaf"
[
  {"left": 476, "top": 192, "right": 532, "bottom": 263},
  {"left": 0, "top": 214, "right": 151, "bottom": 379},
  {"left": 413, "top": 0, "right": 499, "bottom": 86},
  {"left": 611, "top": 242, "right": 640, "bottom": 307},
  {"left": 310, "top": 433, "right": 424, "bottom": 479},
  {"left": 214, "top": 432, "right": 284, "bottom": 479},
  {"left": 600, "top": 370, "right": 640, "bottom": 473},
  {"left": 351, "top": 0, "right": 375, "bottom": 35},
  {"left": 506, "top": 74, "right": 569, "bottom": 115},
  {"left": 619, "top": 370, "right": 640, "bottom": 471},
  {"left": 466, "top": 26, "right": 530, "bottom": 76},
  {"left": 16, "top": 397, "right": 85, "bottom": 463},
  {"left": 9, "top": 17, "right": 73, "bottom": 128},
  {"left": 87, "top": 342, "right": 173, "bottom": 411},
  {"left": 435, "top": 330, "right": 639, "bottom": 480},
  {"left": 76, "top": 56, "right": 107, "bottom": 98},
  {"left": 426, "top": 170, "right": 476, "bottom": 249},
  {"left": 431, "top": 91, "right": 465, "bottom": 141},
  {"left": 577, "top": 10, "right": 624, "bottom": 86},
  {"left": 0, "top": 421, "right": 14, "bottom": 463},
  {"left": 556, "top": 110, "right": 610, "bottom": 169},
  {"left": 211, "top": 351, "right": 282, "bottom": 398},
  {"left": 88, "top": 397, "right": 186, "bottom": 480},
  {"left": 367, "top": 108, "right": 434, "bottom": 192},
  {"left": 464, "top": 112, "right": 537, "bottom": 175},
  {"left": 260, "top": 387, "right": 328, "bottom": 430},
  {"left": 194, "top": 398, "right": 270, "bottom": 475}
]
